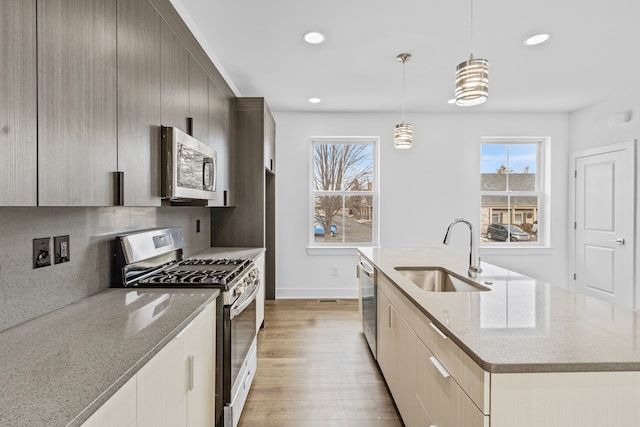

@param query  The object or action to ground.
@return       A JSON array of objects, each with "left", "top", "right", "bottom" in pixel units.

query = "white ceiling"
[{"left": 172, "top": 0, "right": 640, "bottom": 114}]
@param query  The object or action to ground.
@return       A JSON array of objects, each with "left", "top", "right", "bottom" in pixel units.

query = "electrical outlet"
[
  {"left": 33, "top": 237, "right": 51, "bottom": 269},
  {"left": 54, "top": 235, "right": 70, "bottom": 264}
]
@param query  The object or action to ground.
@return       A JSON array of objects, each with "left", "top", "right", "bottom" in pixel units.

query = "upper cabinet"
[
  {"left": 37, "top": 0, "right": 118, "bottom": 206},
  {"left": 189, "top": 57, "right": 210, "bottom": 143},
  {"left": 116, "top": 0, "right": 162, "bottom": 207},
  {"left": 1, "top": 0, "right": 237, "bottom": 208},
  {"left": 264, "top": 103, "right": 276, "bottom": 173},
  {"left": 160, "top": 19, "right": 190, "bottom": 133},
  {"left": 207, "top": 80, "right": 235, "bottom": 207},
  {"left": 0, "top": 0, "right": 37, "bottom": 206}
]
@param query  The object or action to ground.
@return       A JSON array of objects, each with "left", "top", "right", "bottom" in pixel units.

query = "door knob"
[{"left": 608, "top": 238, "right": 625, "bottom": 245}]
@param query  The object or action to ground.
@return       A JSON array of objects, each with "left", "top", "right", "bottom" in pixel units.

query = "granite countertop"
[
  {"left": 358, "top": 247, "right": 640, "bottom": 374},
  {"left": 0, "top": 288, "right": 219, "bottom": 427}
]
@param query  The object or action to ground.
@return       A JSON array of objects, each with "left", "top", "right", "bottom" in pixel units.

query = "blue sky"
[{"left": 481, "top": 144, "right": 537, "bottom": 173}]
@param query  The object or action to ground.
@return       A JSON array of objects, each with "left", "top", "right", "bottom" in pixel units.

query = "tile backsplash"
[{"left": 0, "top": 206, "right": 211, "bottom": 331}]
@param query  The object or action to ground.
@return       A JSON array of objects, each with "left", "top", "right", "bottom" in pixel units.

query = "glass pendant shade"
[
  {"left": 394, "top": 53, "right": 412, "bottom": 149},
  {"left": 455, "top": 55, "right": 489, "bottom": 106},
  {"left": 394, "top": 122, "right": 413, "bottom": 149}
]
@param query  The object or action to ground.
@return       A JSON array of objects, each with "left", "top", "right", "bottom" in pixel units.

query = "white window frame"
[
  {"left": 307, "top": 136, "right": 379, "bottom": 255},
  {"left": 480, "top": 136, "right": 550, "bottom": 249}
]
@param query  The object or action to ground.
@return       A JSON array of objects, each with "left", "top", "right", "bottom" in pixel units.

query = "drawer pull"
[
  {"left": 429, "top": 356, "right": 450, "bottom": 378},
  {"left": 429, "top": 322, "right": 448, "bottom": 339},
  {"left": 187, "top": 355, "right": 194, "bottom": 391}
]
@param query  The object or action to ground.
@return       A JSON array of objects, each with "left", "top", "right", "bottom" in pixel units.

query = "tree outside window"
[{"left": 311, "top": 138, "right": 377, "bottom": 245}]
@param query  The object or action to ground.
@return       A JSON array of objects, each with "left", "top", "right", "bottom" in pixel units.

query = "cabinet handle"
[
  {"left": 388, "top": 304, "right": 392, "bottom": 329},
  {"left": 187, "top": 355, "right": 194, "bottom": 391},
  {"left": 429, "top": 322, "right": 448, "bottom": 340},
  {"left": 429, "top": 356, "right": 450, "bottom": 378},
  {"left": 113, "top": 171, "right": 124, "bottom": 206}
]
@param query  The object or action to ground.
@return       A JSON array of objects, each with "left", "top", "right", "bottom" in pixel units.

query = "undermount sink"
[{"left": 394, "top": 267, "right": 490, "bottom": 292}]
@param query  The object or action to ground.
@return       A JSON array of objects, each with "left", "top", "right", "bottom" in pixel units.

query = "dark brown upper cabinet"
[
  {"left": 0, "top": 0, "right": 37, "bottom": 206},
  {"left": 37, "top": 0, "right": 118, "bottom": 206},
  {"left": 117, "top": 0, "right": 162, "bottom": 207}
]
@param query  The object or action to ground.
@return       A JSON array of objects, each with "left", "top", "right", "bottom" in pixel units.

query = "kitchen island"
[
  {"left": 0, "top": 288, "right": 219, "bottom": 427},
  {"left": 359, "top": 247, "right": 640, "bottom": 427}
]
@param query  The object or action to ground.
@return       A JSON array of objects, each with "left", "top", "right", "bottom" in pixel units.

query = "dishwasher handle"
[{"left": 359, "top": 260, "right": 375, "bottom": 278}]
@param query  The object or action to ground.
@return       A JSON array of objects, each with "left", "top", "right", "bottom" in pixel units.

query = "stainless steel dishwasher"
[{"left": 358, "top": 257, "right": 377, "bottom": 359}]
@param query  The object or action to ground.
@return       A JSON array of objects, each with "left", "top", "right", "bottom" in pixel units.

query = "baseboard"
[{"left": 276, "top": 288, "right": 358, "bottom": 299}]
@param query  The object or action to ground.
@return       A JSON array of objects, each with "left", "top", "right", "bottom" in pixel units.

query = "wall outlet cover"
[
  {"left": 33, "top": 237, "right": 51, "bottom": 269},
  {"left": 54, "top": 235, "right": 70, "bottom": 264}
]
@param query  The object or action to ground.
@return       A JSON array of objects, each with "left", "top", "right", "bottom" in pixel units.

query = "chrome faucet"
[{"left": 443, "top": 218, "right": 482, "bottom": 277}]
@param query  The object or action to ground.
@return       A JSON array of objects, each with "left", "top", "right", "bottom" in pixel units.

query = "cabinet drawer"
[
  {"left": 416, "top": 343, "right": 489, "bottom": 427},
  {"left": 417, "top": 312, "right": 489, "bottom": 414}
]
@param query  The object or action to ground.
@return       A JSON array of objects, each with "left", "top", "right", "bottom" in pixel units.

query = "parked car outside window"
[
  {"left": 314, "top": 223, "right": 338, "bottom": 236},
  {"left": 486, "top": 223, "right": 531, "bottom": 242}
]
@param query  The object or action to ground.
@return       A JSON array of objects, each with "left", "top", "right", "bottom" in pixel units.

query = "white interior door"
[{"left": 573, "top": 141, "right": 635, "bottom": 308}]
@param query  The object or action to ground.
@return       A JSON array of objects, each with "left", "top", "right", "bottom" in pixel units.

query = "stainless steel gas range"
[{"left": 111, "top": 227, "right": 258, "bottom": 427}]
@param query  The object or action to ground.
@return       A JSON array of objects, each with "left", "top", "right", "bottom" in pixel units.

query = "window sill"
[
  {"left": 479, "top": 245, "right": 552, "bottom": 256},
  {"left": 306, "top": 246, "right": 369, "bottom": 256}
]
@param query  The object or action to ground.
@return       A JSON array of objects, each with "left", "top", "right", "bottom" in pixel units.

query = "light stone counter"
[
  {"left": 358, "top": 247, "right": 640, "bottom": 373},
  {"left": 0, "top": 288, "right": 219, "bottom": 427}
]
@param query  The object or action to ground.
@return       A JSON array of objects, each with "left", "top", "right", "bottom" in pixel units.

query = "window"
[
  {"left": 310, "top": 137, "right": 378, "bottom": 247},
  {"left": 480, "top": 138, "right": 546, "bottom": 246}
]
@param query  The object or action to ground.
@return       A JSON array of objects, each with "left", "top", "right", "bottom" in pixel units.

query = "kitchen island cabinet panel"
[
  {"left": 416, "top": 310, "right": 489, "bottom": 413},
  {"left": 160, "top": 19, "right": 190, "bottom": 133},
  {"left": 377, "top": 282, "right": 417, "bottom": 426},
  {"left": 490, "top": 371, "right": 640, "bottom": 427},
  {"left": 37, "top": 0, "right": 118, "bottom": 206},
  {"left": 416, "top": 338, "right": 488, "bottom": 427},
  {"left": 116, "top": 0, "right": 162, "bottom": 207},
  {"left": 0, "top": 0, "right": 37, "bottom": 206}
]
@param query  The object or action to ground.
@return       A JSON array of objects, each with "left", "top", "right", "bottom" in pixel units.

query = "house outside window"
[
  {"left": 480, "top": 138, "right": 546, "bottom": 246},
  {"left": 310, "top": 137, "right": 378, "bottom": 247}
]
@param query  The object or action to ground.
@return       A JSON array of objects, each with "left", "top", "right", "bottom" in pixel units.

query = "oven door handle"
[{"left": 230, "top": 281, "right": 260, "bottom": 319}]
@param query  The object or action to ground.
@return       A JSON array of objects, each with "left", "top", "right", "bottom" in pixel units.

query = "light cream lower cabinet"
[
  {"left": 137, "top": 301, "right": 215, "bottom": 427},
  {"left": 80, "top": 376, "right": 136, "bottom": 427},
  {"left": 81, "top": 301, "right": 215, "bottom": 427},
  {"left": 376, "top": 270, "right": 640, "bottom": 427}
]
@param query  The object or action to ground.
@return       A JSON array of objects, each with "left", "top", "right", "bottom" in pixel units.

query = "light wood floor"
[{"left": 238, "top": 299, "right": 403, "bottom": 427}]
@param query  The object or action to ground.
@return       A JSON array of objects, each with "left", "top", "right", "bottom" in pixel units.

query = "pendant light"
[
  {"left": 394, "top": 53, "right": 413, "bottom": 149},
  {"left": 455, "top": 0, "right": 489, "bottom": 106}
]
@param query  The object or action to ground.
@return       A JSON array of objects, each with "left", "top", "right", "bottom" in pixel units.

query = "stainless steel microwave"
[{"left": 161, "top": 126, "right": 217, "bottom": 201}]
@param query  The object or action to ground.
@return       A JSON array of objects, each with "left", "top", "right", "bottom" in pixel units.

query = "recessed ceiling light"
[
  {"left": 524, "top": 33, "right": 550, "bottom": 46},
  {"left": 308, "top": 98, "right": 322, "bottom": 104},
  {"left": 303, "top": 31, "right": 326, "bottom": 44}
]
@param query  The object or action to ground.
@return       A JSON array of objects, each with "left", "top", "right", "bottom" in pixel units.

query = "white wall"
[
  {"left": 569, "top": 92, "right": 640, "bottom": 309},
  {"left": 273, "top": 111, "right": 570, "bottom": 299}
]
